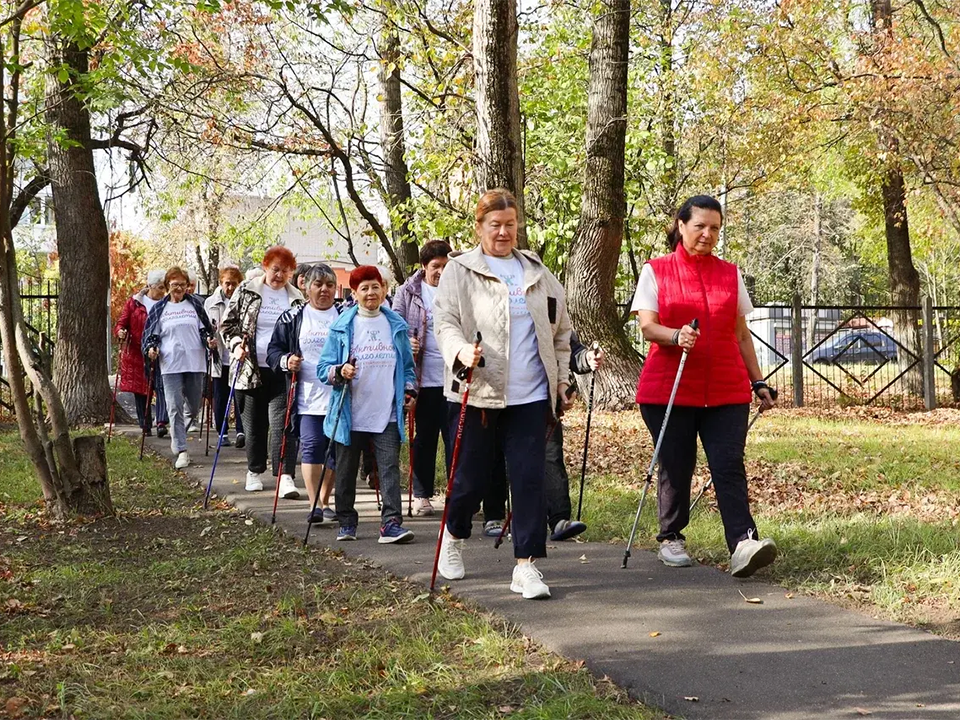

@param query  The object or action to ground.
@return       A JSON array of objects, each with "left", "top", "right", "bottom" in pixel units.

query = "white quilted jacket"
[{"left": 433, "top": 245, "right": 571, "bottom": 412}]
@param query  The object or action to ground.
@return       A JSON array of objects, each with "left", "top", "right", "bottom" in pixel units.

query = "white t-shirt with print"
[
  {"left": 350, "top": 313, "right": 397, "bottom": 433},
  {"left": 298, "top": 305, "right": 339, "bottom": 416},
  {"left": 484, "top": 255, "right": 548, "bottom": 406},
  {"left": 159, "top": 301, "right": 206, "bottom": 375},
  {"left": 419, "top": 282, "right": 444, "bottom": 388},
  {"left": 630, "top": 264, "right": 754, "bottom": 317},
  {"left": 256, "top": 285, "right": 292, "bottom": 368}
]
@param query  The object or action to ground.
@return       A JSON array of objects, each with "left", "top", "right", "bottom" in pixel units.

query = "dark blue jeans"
[
  {"left": 445, "top": 400, "right": 549, "bottom": 559},
  {"left": 411, "top": 386, "right": 452, "bottom": 498},
  {"left": 640, "top": 403, "right": 756, "bottom": 552}
]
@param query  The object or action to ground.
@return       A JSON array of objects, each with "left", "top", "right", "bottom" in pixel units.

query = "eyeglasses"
[{"left": 169, "top": 282, "right": 187, "bottom": 289}]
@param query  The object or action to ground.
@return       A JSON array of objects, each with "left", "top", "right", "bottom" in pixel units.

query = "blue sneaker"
[
  {"left": 337, "top": 525, "right": 357, "bottom": 541},
  {"left": 378, "top": 520, "right": 414, "bottom": 544},
  {"left": 322, "top": 507, "right": 337, "bottom": 522},
  {"left": 550, "top": 519, "right": 587, "bottom": 542},
  {"left": 308, "top": 509, "right": 325, "bottom": 524}
]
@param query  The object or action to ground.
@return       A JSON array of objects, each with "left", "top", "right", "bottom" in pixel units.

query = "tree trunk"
[
  {"left": 657, "top": 0, "right": 677, "bottom": 222},
  {"left": 564, "top": 0, "right": 640, "bottom": 410},
  {"left": 46, "top": 39, "right": 112, "bottom": 424},
  {"left": 473, "top": 0, "right": 527, "bottom": 248},
  {"left": 882, "top": 164, "right": 923, "bottom": 397},
  {"left": 379, "top": 24, "right": 418, "bottom": 274},
  {"left": 806, "top": 194, "right": 823, "bottom": 352}
]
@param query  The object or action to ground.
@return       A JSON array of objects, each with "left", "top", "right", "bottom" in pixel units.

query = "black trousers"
[
  {"left": 445, "top": 400, "right": 549, "bottom": 559},
  {"left": 544, "top": 421, "right": 572, "bottom": 530},
  {"left": 240, "top": 367, "right": 297, "bottom": 477},
  {"left": 411, "top": 386, "right": 452, "bottom": 498},
  {"left": 212, "top": 370, "right": 245, "bottom": 436},
  {"left": 640, "top": 403, "right": 757, "bottom": 552}
]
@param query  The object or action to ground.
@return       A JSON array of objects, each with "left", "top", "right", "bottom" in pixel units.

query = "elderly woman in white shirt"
[{"left": 142, "top": 266, "right": 218, "bottom": 469}]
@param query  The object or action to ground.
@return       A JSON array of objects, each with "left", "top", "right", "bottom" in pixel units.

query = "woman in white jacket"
[{"left": 433, "top": 188, "right": 572, "bottom": 600}]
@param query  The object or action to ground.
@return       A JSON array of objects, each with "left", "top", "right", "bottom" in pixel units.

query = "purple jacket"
[{"left": 392, "top": 269, "right": 430, "bottom": 352}]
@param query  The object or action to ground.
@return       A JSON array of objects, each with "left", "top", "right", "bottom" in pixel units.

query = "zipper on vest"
[{"left": 695, "top": 260, "right": 710, "bottom": 407}]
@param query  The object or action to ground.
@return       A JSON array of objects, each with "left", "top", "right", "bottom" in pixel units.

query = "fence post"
[
  {"left": 922, "top": 296, "right": 936, "bottom": 411},
  {"left": 791, "top": 293, "right": 804, "bottom": 407}
]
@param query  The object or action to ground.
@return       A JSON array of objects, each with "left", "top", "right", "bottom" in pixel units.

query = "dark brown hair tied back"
[{"left": 667, "top": 195, "right": 724, "bottom": 250}]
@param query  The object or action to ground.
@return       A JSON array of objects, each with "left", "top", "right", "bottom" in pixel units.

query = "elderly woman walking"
[
  {"left": 115, "top": 270, "right": 167, "bottom": 435},
  {"left": 318, "top": 266, "right": 417, "bottom": 543},
  {"left": 204, "top": 266, "right": 246, "bottom": 447},
  {"left": 632, "top": 194, "right": 777, "bottom": 578},
  {"left": 267, "top": 263, "right": 342, "bottom": 524},
  {"left": 221, "top": 246, "right": 304, "bottom": 496},
  {"left": 392, "top": 239, "right": 453, "bottom": 515},
  {"left": 434, "top": 188, "right": 571, "bottom": 600},
  {"left": 142, "top": 266, "right": 217, "bottom": 469}
]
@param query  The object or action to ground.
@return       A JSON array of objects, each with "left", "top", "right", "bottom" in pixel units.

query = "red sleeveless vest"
[{"left": 635, "top": 244, "right": 752, "bottom": 407}]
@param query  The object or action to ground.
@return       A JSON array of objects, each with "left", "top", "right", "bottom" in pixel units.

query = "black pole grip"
[{"left": 690, "top": 318, "right": 699, "bottom": 330}]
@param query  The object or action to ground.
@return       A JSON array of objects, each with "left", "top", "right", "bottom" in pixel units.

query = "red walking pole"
[
  {"left": 430, "top": 332, "right": 481, "bottom": 592},
  {"left": 108, "top": 335, "right": 129, "bottom": 442},
  {"left": 270, "top": 370, "right": 298, "bottom": 525}
]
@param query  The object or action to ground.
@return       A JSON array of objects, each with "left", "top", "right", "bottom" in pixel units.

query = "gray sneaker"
[
  {"left": 658, "top": 539, "right": 694, "bottom": 567},
  {"left": 730, "top": 535, "right": 778, "bottom": 578}
]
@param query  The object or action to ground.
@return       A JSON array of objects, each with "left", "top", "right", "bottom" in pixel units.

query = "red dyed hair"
[
  {"left": 474, "top": 188, "right": 518, "bottom": 224},
  {"left": 349, "top": 265, "right": 383, "bottom": 290},
  {"left": 261, "top": 245, "right": 297, "bottom": 272},
  {"left": 164, "top": 266, "right": 190, "bottom": 289}
]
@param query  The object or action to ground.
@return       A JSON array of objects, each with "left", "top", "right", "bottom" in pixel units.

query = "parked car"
[{"left": 809, "top": 330, "right": 898, "bottom": 365}]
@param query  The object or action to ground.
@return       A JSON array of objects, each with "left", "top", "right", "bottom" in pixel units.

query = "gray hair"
[
  {"left": 303, "top": 263, "right": 337, "bottom": 288},
  {"left": 146, "top": 269, "right": 165, "bottom": 287}
]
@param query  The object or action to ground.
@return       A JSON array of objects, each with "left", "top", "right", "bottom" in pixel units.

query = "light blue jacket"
[{"left": 318, "top": 304, "right": 417, "bottom": 446}]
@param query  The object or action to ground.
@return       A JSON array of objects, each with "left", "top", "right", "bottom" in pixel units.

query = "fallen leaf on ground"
[
  {"left": 785, "top": 593, "right": 794, "bottom": 599},
  {"left": 5, "top": 697, "right": 27, "bottom": 717},
  {"left": 649, "top": 631, "right": 661, "bottom": 637},
  {"left": 250, "top": 632, "right": 263, "bottom": 643},
  {"left": 579, "top": 554, "right": 589, "bottom": 563},
  {"left": 855, "top": 708, "right": 872, "bottom": 716},
  {"left": 684, "top": 696, "right": 699, "bottom": 702},
  {"left": 739, "top": 590, "right": 763, "bottom": 604}
]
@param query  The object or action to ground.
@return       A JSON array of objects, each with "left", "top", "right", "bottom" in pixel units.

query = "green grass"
[
  {"left": 563, "top": 408, "right": 960, "bottom": 636},
  {"left": 0, "top": 431, "right": 660, "bottom": 719},
  {"left": 752, "top": 414, "right": 960, "bottom": 493}
]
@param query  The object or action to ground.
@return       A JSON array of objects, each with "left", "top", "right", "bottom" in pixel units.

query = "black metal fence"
[
  {"left": 0, "top": 279, "right": 59, "bottom": 416},
  {"left": 618, "top": 294, "right": 960, "bottom": 409}
]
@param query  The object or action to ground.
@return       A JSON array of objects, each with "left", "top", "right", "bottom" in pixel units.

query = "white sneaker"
[
  {"left": 279, "top": 474, "right": 300, "bottom": 500},
  {"left": 245, "top": 471, "right": 265, "bottom": 492},
  {"left": 658, "top": 539, "right": 694, "bottom": 567},
  {"left": 186, "top": 422, "right": 201, "bottom": 434},
  {"left": 730, "top": 533, "right": 778, "bottom": 578},
  {"left": 510, "top": 560, "right": 551, "bottom": 599},
  {"left": 175, "top": 451, "right": 190, "bottom": 469},
  {"left": 437, "top": 527, "right": 465, "bottom": 580}
]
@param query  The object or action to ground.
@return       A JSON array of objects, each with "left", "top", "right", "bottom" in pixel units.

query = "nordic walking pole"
[
  {"left": 576, "top": 341, "right": 601, "bottom": 522},
  {"left": 270, "top": 370, "right": 298, "bottom": 525},
  {"left": 407, "top": 329, "right": 421, "bottom": 517},
  {"left": 139, "top": 358, "right": 156, "bottom": 461},
  {"left": 622, "top": 319, "right": 698, "bottom": 569},
  {"left": 204, "top": 364, "right": 240, "bottom": 509},
  {"left": 431, "top": 331, "right": 481, "bottom": 592},
  {"left": 303, "top": 357, "right": 355, "bottom": 547},
  {"left": 108, "top": 335, "right": 129, "bottom": 442},
  {"left": 689, "top": 388, "right": 778, "bottom": 513}
]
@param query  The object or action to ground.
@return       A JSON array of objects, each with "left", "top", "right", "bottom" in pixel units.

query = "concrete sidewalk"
[{"left": 124, "top": 425, "right": 960, "bottom": 719}]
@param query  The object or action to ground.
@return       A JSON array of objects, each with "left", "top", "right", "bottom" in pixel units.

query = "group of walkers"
[{"left": 113, "top": 188, "right": 779, "bottom": 601}]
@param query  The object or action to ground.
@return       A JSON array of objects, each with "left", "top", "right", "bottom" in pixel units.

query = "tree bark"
[
  {"left": 473, "top": 0, "right": 527, "bottom": 248},
  {"left": 564, "top": 0, "right": 641, "bottom": 409},
  {"left": 657, "top": 0, "right": 677, "bottom": 222},
  {"left": 806, "top": 194, "right": 822, "bottom": 352},
  {"left": 378, "top": 24, "right": 418, "bottom": 274},
  {"left": 46, "top": 39, "right": 112, "bottom": 424}
]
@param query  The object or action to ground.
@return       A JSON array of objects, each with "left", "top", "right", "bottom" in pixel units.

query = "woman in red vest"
[{"left": 632, "top": 195, "right": 777, "bottom": 578}]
